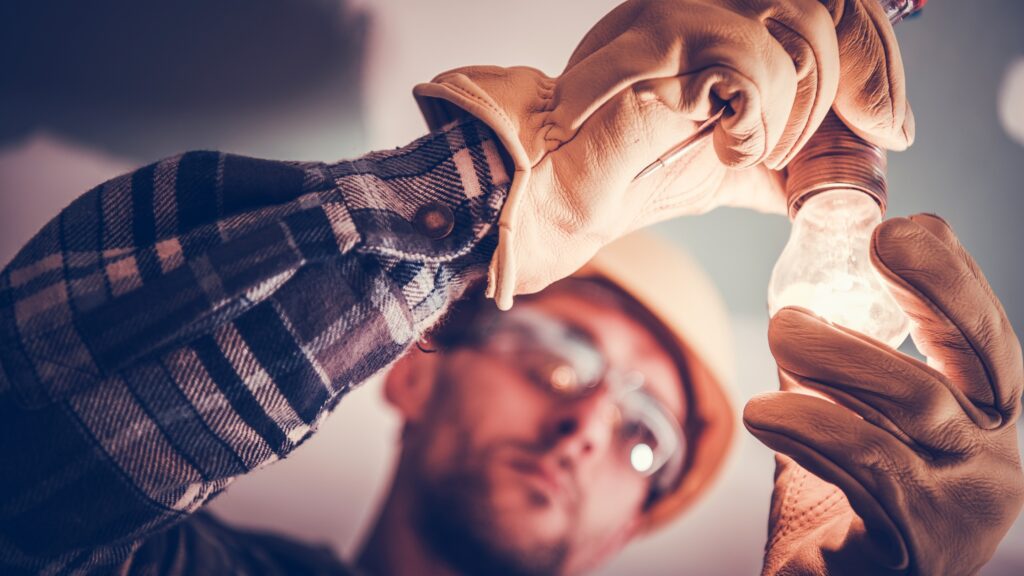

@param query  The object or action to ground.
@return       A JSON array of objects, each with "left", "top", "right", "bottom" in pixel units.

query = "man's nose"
[{"left": 546, "top": 389, "right": 618, "bottom": 469}]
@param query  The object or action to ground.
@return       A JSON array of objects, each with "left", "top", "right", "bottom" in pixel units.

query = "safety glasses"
[{"left": 450, "top": 307, "right": 687, "bottom": 498}]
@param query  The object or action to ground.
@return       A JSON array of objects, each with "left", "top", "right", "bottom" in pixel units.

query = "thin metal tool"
[{"left": 632, "top": 106, "right": 726, "bottom": 183}]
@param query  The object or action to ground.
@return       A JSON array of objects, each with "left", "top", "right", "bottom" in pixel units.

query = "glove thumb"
[{"left": 827, "top": 0, "right": 915, "bottom": 150}]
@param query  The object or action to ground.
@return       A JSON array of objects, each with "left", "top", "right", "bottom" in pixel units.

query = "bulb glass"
[{"left": 768, "top": 189, "right": 910, "bottom": 348}]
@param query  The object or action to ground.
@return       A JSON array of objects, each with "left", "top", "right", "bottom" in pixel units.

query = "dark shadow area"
[{"left": 0, "top": 0, "right": 369, "bottom": 160}]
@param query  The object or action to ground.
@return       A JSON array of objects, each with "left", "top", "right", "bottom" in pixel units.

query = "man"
[
  {"left": 357, "top": 233, "right": 736, "bottom": 576},
  {"left": 0, "top": 1, "right": 1020, "bottom": 575}
]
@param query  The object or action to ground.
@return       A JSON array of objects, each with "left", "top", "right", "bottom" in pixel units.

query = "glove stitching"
[
  {"left": 773, "top": 490, "right": 844, "bottom": 543},
  {"left": 751, "top": 422, "right": 913, "bottom": 568},
  {"left": 778, "top": 467, "right": 807, "bottom": 541},
  {"left": 772, "top": 466, "right": 808, "bottom": 543},
  {"left": 773, "top": 470, "right": 846, "bottom": 544},
  {"left": 767, "top": 472, "right": 799, "bottom": 546}
]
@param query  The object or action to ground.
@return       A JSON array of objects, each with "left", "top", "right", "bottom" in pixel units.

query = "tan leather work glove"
[
  {"left": 744, "top": 214, "right": 1024, "bottom": 576},
  {"left": 414, "top": 0, "right": 914, "bottom": 310}
]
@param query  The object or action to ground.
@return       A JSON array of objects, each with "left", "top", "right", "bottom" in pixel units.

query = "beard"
[{"left": 412, "top": 448, "right": 571, "bottom": 576}]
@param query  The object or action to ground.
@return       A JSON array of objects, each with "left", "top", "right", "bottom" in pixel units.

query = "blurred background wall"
[{"left": 1, "top": 1, "right": 1022, "bottom": 574}]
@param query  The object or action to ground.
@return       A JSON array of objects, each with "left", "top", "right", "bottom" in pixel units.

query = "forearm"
[{"left": 0, "top": 119, "right": 509, "bottom": 573}]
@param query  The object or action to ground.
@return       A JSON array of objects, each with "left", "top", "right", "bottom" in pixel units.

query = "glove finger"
[
  {"left": 563, "top": 0, "right": 647, "bottom": 71},
  {"left": 871, "top": 215, "right": 1024, "bottom": 428},
  {"left": 825, "top": 0, "right": 914, "bottom": 150},
  {"left": 770, "top": 307, "right": 982, "bottom": 455},
  {"left": 764, "top": 451, "right": 855, "bottom": 559},
  {"left": 696, "top": 0, "right": 838, "bottom": 169},
  {"left": 553, "top": 1, "right": 838, "bottom": 168},
  {"left": 744, "top": 391, "right": 914, "bottom": 570},
  {"left": 557, "top": 76, "right": 723, "bottom": 221},
  {"left": 909, "top": 214, "right": 1011, "bottom": 320},
  {"left": 553, "top": 3, "right": 730, "bottom": 141},
  {"left": 745, "top": 0, "right": 842, "bottom": 168},
  {"left": 500, "top": 79, "right": 719, "bottom": 297}
]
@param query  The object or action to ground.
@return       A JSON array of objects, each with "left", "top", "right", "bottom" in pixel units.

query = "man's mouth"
[{"left": 506, "top": 459, "right": 578, "bottom": 508}]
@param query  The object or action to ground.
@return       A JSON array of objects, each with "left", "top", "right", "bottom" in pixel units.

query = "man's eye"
[
  {"left": 619, "top": 419, "right": 658, "bottom": 449},
  {"left": 518, "top": 352, "right": 569, "bottom": 387}
]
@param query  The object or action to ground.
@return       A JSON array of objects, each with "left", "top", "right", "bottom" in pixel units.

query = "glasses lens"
[
  {"left": 615, "top": 385, "right": 684, "bottom": 489},
  {"left": 476, "top": 309, "right": 605, "bottom": 395},
  {"left": 470, "top": 309, "right": 685, "bottom": 491}
]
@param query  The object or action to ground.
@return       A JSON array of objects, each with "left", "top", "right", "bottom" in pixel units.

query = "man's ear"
[{"left": 384, "top": 345, "right": 441, "bottom": 423}]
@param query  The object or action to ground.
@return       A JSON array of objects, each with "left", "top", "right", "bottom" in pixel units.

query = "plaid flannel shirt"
[{"left": 0, "top": 119, "right": 510, "bottom": 575}]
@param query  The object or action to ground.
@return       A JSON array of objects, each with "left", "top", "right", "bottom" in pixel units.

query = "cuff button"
[{"left": 414, "top": 203, "right": 455, "bottom": 240}]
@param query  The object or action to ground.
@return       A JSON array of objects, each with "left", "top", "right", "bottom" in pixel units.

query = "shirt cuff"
[{"left": 325, "top": 118, "right": 511, "bottom": 264}]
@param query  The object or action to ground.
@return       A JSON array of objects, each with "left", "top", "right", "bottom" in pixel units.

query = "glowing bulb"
[
  {"left": 768, "top": 189, "right": 909, "bottom": 348},
  {"left": 630, "top": 443, "right": 654, "bottom": 473},
  {"left": 764, "top": 0, "right": 919, "bottom": 349}
]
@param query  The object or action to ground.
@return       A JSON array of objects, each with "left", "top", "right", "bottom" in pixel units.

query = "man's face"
[{"left": 391, "top": 282, "right": 686, "bottom": 575}]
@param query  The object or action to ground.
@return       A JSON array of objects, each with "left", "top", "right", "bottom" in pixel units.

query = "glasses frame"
[{"left": 432, "top": 305, "right": 689, "bottom": 500}]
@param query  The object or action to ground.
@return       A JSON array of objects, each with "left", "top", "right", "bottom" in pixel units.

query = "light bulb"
[
  {"left": 765, "top": 0, "right": 920, "bottom": 349},
  {"left": 767, "top": 189, "right": 909, "bottom": 348}
]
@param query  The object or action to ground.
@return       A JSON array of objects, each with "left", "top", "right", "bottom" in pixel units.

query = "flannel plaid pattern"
[{"left": 0, "top": 119, "right": 510, "bottom": 575}]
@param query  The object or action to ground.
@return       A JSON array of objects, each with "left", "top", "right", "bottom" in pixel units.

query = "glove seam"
[
  {"left": 750, "top": 422, "right": 912, "bottom": 571},
  {"left": 437, "top": 80, "right": 521, "bottom": 148},
  {"left": 772, "top": 468, "right": 846, "bottom": 544}
]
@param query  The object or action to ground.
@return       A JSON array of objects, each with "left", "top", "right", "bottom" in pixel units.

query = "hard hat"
[{"left": 573, "top": 231, "right": 736, "bottom": 532}]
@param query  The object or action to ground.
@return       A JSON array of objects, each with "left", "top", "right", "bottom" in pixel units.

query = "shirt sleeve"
[{"left": 0, "top": 118, "right": 510, "bottom": 574}]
